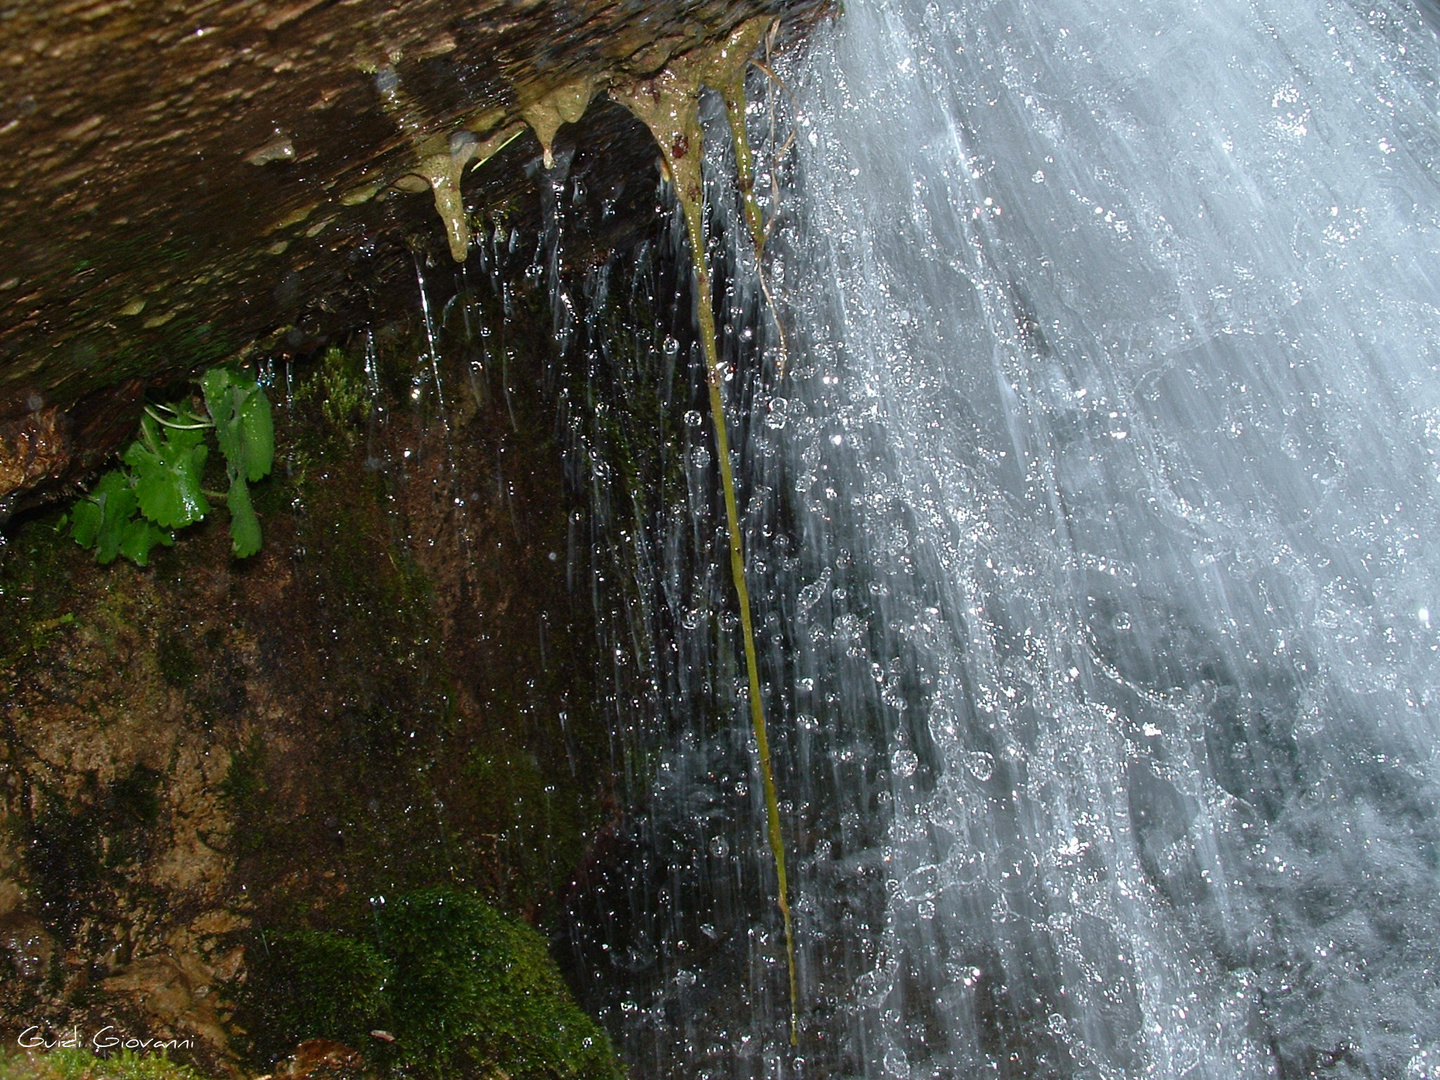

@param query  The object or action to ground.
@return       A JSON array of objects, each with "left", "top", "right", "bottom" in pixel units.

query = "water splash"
[{"left": 754, "top": 0, "right": 1440, "bottom": 1075}]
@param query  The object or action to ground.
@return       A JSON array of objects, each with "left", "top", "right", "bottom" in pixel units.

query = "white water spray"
[{"left": 761, "top": 0, "right": 1440, "bottom": 1075}]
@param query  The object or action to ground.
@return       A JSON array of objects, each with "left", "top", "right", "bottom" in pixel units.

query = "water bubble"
[
  {"left": 891, "top": 748, "right": 919, "bottom": 777},
  {"left": 765, "top": 397, "right": 789, "bottom": 429},
  {"left": 883, "top": 1046, "right": 908, "bottom": 1077},
  {"left": 965, "top": 751, "right": 995, "bottom": 782},
  {"left": 834, "top": 613, "right": 863, "bottom": 644},
  {"left": 708, "top": 836, "right": 729, "bottom": 857},
  {"left": 691, "top": 446, "right": 712, "bottom": 469},
  {"left": 663, "top": 335, "right": 681, "bottom": 357},
  {"left": 797, "top": 569, "right": 832, "bottom": 614},
  {"left": 684, "top": 409, "right": 704, "bottom": 428}
]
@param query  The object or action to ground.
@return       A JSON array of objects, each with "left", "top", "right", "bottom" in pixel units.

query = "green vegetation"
[
  {"left": 291, "top": 344, "right": 368, "bottom": 440},
  {"left": 243, "top": 889, "right": 621, "bottom": 1080},
  {"left": 2, "top": 313, "right": 615, "bottom": 1073},
  {"left": 64, "top": 367, "right": 273, "bottom": 565},
  {"left": 248, "top": 929, "right": 392, "bottom": 1051},
  {"left": 0, "top": 1049, "right": 207, "bottom": 1080}
]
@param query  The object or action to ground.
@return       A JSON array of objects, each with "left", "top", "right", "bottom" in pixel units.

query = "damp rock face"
[
  {"left": 0, "top": 294, "right": 620, "bottom": 1074},
  {"left": 0, "top": 0, "right": 822, "bottom": 509}
]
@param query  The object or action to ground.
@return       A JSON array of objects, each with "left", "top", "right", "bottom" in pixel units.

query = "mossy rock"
[
  {"left": 244, "top": 930, "right": 392, "bottom": 1059},
  {"left": 244, "top": 889, "right": 622, "bottom": 1080},
  {"left": 0, "top": 1049, "right": 209, "bottom": 1080}
]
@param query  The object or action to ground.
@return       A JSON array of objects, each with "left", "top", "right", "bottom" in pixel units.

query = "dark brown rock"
[
  {"left": 0, "top": 0, "right": 825, "bottom": 507},
  {"left": 0, "top": 298, "right": 615, "bottom": 1071}
]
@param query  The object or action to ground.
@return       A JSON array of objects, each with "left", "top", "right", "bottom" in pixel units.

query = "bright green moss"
[
  {"left": 0, "top": 1049, "right": 206, "bottom": 1080},
  {"left": 242, "top": 889, "right": 621, "bottom": 1080},
  {"left": 375, "top": 889, "right": 621, "bottom": 1080},
  {"left": 290, "top": 345, "right": 369, "bottom": 442},
  {"left": 243, "top": 929, "right": 392, "bottom": 1062}
]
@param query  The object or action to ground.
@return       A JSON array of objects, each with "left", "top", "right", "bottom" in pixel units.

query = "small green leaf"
[
  {"left": 227, "top": 474, "right": 262, "bottom": 558},
  {"left": 117, "top": 517, "right": 173, "bottom": 566},
  {"left": 67, "top": 365, "right": 274, "bottom": 569},
  {"left": 69, "top": 496, "right": 103, "bottom": 549},
  {"left": 238, "top": 386, "right": 274, "bottom": 481},
  {"left": 125, "top": 427, "right": 210, "bottom": 529},
  {"left": 202, "top": 368, "right": 237, "bottom": 429},
  {"left": 206, "top": 368, "right": 273, "bottom": 484},
  {"left": 71, "top": 469, "right": 139, "bottom": 561}
]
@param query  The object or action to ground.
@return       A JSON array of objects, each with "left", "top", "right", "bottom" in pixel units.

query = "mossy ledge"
[{"left": 241, "top": 889, "right": 621, "bottom": 1080}]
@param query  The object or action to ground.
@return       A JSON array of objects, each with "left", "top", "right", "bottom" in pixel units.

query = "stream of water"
[{"left": 562, "top": 0, "right": 1440, "bottom": 1076}]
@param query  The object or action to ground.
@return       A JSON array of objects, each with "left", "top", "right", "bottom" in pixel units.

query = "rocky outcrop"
[
  {"left": 0, "top": 297, "right": 616, "bottom": 1073},
  {"left": 0, "top": 0, "right": 824, "bottom": 510}
]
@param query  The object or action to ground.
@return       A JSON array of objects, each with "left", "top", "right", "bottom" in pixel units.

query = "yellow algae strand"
[{"left": 613, "top": 32, "right": 798, "bottom": 1042}]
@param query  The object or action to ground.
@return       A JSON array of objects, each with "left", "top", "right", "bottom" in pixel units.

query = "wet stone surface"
[
  {"left": 0, "top": 0, "right": 822, "bottom": 502},
  {"left": 0, "top": 283, "right": 617, "bottom": 1072}
]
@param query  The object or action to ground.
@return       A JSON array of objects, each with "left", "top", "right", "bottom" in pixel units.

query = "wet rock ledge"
[{"left": 0, "top": 0, "right": 823, "bottom": 513}]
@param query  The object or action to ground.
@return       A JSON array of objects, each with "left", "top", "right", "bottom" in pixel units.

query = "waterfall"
[{"left": 564, "top": 1, "right": 1440, "bottom": 1076}]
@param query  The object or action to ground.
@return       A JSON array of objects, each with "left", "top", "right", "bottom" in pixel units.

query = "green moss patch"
[
  {"left": 0, "top": 1049, "right": 208, "bottom": 1080},
  {"left": 242, "top": 889, "right": 621, "bottom": 1080}
]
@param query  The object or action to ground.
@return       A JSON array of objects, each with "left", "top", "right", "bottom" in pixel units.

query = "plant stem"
[{"left": 143, "top": 404, "right": 213, "bottom": 430}]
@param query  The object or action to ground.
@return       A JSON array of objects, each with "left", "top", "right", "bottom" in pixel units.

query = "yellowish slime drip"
[
  {"left": 362, "top": 54, "right": 799, "bottom": 1031},
  {"left": 520, "top": 77, "right": 600, "bottom": 169},
  {"left": 378, "top": 72, "right": 525, "bottom": 262},
  {"left": 612, "top": 15, "right": 798, "bottom": 1046}
]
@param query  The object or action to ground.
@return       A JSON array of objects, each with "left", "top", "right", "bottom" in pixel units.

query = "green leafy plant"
[{"left": 66, "top": 368, "right": 273, "bottom": 565}]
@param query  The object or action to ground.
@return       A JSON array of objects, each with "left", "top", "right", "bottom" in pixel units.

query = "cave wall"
[
  {"left": 0, "top": 3, "right": 834, "bottom": 1070},
  {"left": 0, "top": 260, "right": 614, "bottom": 1073},
  {"left": 0, "top": 0, "right": 824, "bottom": 516}
]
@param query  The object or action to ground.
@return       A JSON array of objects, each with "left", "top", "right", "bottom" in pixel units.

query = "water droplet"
[
  {"left": 765, "top": 397, "right": 789, "bottom": 429},
  {"left": 965, "top": 751, "right": 995, "bottom": 782}
]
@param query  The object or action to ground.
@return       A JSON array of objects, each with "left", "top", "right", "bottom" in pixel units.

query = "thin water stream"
[{"left": 561, "top": 0, "right": 1440, "bottom": 1076}]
